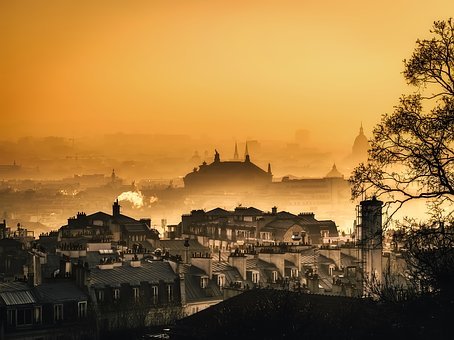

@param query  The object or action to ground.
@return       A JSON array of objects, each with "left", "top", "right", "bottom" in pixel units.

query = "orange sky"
[{"left": 1, "top": 0, "right": 453, "bottom": 149}]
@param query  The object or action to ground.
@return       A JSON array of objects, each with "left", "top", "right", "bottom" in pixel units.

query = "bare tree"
[
  {"left": 396, "top": 218, "right": 454, "bottom": 296},
  {"left": 350, "top": 19, "right": 454, "bottom": 221}
]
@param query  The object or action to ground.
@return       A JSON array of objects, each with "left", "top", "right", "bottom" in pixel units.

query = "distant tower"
[
  {"left": 267, "top": 163, "right": 272, "bottom": 176},
  {"left": 111, "top": 169, "right": 117, "bottom": 183},
  {"left": 233, "top": 142, "right": 239, "bottom": 160},
  {"left": 244, "top": 142, "right": 250, "bottom": 162}
]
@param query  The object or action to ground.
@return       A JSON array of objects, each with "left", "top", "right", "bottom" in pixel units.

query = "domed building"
[
  {"left": 325, "top": 163, "right": 344, "bottom": 179},
  {"left": 351, "top": 124, "right": 370, "bottom": 163},
  {"left": 183, "top": 145, "right": 272, "bottom": 192}
]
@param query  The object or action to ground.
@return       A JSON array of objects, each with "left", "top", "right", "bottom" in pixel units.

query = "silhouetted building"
[
  {"left": 73, "top": 258, "right": 183, "bottom": 333},
  {"left": 351, "top": 123, "right": 370, "bottom": 163},
  {"left": 59, "top": 200, "right": 159, "bottom": 247},
  {"left": 183, "top": 148, "right": 272, "bottom": 192}
]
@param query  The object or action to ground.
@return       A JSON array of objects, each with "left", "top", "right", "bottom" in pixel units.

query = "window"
[
  {"left": 167, "top": 285, "right": 173, "bottom": 302},
  {"left": 17, "top": 308, "right": 33, "bottom": 326},
  {"left": 151, "top": 286, "right": 158, "bottom": 304},
  {"left": 78, "top": 301, "right": 87, "bottom": 318},
  {"left": 200, "top": 276, "right": 208, "bottom": 289},
  {"left": 97, "top": 290, "right": 104, "bottom": 302},
  {"left": 272, "top": 271, "right": 278, "bottom": 283},
  {"left": 291, "top": 269, "right": 299, "bottom": 278},
  {"left": 113, "top": 289, "right": 120, "bottom": 300},
  {"left": 133, "top": 287, "right": 140, "bottom": 302},
  {"left": 34, "top": 306, "right": 42, "bottom": 324},
  {"left": 217, "top": 274, "right": 226, "bottom": 288},
  {"left": 7, "top": 309, "right": 14, "bottom": 325},
  {"left": 252, "top": 272, "right": 259, "bottom": 284},
  {"left": 54, "top": 304, "right": 63, "bottom": 322}
]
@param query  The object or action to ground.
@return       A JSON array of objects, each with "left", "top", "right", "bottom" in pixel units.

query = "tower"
[
  {"left": 113, "top": 199, "right": 121, "bottom": 217},
  {"left": 356, "top": 196, "right": 383, "bottom": 293},
  {"left": 214, "top": 149, "right": 220, "bottom": 163},
  {"left": 244, "top": 142, "right": 250, "bottom": 162},
  {"left": 233, "top": 142, "right": 239, "bottom": 160}
]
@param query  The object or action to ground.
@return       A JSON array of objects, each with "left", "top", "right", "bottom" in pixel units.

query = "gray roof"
[
  {"left": 212, "top": 261, "right": 243, "bottom": 284},
  {"left": 184, "top": 266, "right": 223, "bottom": 303},
  {"left": 206, "top": 208, "right": 230, "bottom": 217},
  {"left": 89, "top": 260, "right": 177, "bottom": 288},
  {"left": 0, "top": 289, "right": 36, "bottom": 306},
  {"left": 123, "top": 224, "right": 149, "bottom": 233},
  {"left": 156, "top": 239, "right": 209, "bottom": 254},
  {"left": 34, "top": 281, "right": 88, "bottom": 303}
]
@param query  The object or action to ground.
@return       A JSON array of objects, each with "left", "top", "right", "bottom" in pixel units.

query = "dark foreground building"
[{"left": 171, "top": 289, "right": 451, "bottom": 340}]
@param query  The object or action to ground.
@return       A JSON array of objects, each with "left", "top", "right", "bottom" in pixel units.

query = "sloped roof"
[
  {"left": 89, "top": 260, "right": 177, "bottom": 288},
  {"left": 156, "top": 239, "right": 209, "bottom": 254},
  {"left": 184, "top": 266, "right": 223, "bottom": 303},
  {"left": 206, "top": 208, "right": 231, "bottom": 217},
  {"left": 0, "top": 282, "right": 35, "bottom": 306},
  {"left": 275, "top": 211, "right": 297, "bottom": 219},
  {"left": 212, "top": 262, "right": 243, "bottom": 284},
  {"left": 122, "top": 223, "right": 149, "bottom": 233},
  {"left": 34, "top": 281, "right": 88, "bottom": 303},
  {"left": 233, "top": 207, "right": 264, "bottom": 216},
  {"left": 87, "top": 211, "right": 112, "bottom": 221}
]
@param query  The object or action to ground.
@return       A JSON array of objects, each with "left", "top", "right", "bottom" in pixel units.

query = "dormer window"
[
  {"left": 113, "top": 288, "right": 120, "bottom": 300},
  {"left": 272, "top": 271, "right": 278, "bottom": 283},
  {"left": 217, "top": 274, "right": 226, "bottom": 288},
  {"left": 252, "top": 271, "right": 259, "bottom": 284},
  {"left": 97, "top": 290, "right": 104, "bottom": 302},
  {"left": 200, "top": 276, "right": 209, "bottom": 289},
  {"left": 321, "top": 230, "right": 329, "bottom": 238},
  {"left": 291, "top": 232, "right": 302, "bottom": 241},
  {"left": 133, "top": 287, "right": 140, "bottom": 302}
]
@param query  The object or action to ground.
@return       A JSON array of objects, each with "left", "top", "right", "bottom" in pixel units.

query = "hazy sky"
[{"left": 1, "top": 0, "right": 453, "bottom": 148}]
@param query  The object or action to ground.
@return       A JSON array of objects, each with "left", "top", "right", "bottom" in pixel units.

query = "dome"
[
  {"left": 325, "top": 163, "right": 344, "bottom": 179},
  {"left": 352, "top": 124, "right": 370, "bottom": 158}
]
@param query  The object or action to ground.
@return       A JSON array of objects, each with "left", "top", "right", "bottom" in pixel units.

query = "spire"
[
  {"left": 234, "top": 142, "right": 239, "bottom": 160},
  {"left": 214, "top": 149, "right": 220, "bottom": 163},
  {"left": 267, "top": 163, "right": 272, "bottom": 176},
  {"left": 244, "top": 142, "right": 250, "bottom": 162},
  {"left": 359, "top": 122, "right": 364, "bottom": 135}
]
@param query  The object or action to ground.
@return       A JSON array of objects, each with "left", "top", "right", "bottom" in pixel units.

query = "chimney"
[
  {"left": 228, "top": 252, "right": 247, "bottom": 280},
  {"left": 271, "top": 206, "right": 277, "bottom": 215},
  {"left": 113, "top": 199, "right": 121, "bottom": 217},
  {"left": 191, "top": 252, "right": 213, "bottom": 279}
]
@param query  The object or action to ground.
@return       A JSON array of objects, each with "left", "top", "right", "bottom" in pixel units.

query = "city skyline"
[{"left": 2, "top": 0, "right": 454, "bottom": 149}]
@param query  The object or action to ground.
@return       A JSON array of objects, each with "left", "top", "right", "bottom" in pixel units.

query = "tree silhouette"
[{"left": 350, "top": 19, "right": 454, "bottom": 220}]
